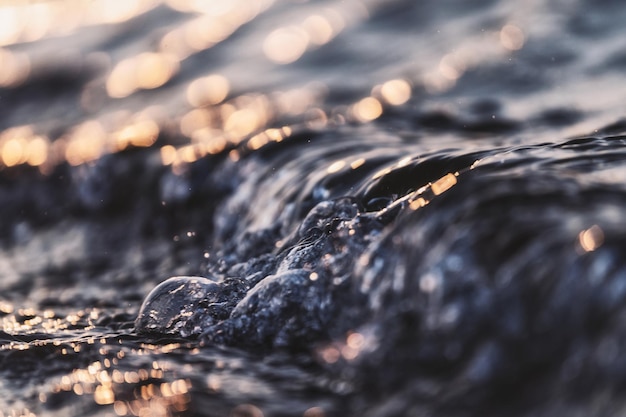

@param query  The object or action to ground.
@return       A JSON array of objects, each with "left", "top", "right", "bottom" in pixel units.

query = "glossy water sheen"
[{"left": 1, "top": 0, "right": 626, "bottom": 416}]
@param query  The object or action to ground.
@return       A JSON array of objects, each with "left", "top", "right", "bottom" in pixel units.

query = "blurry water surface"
[{"left": 1, "top": 0, "right": 626, "bottom": 416}]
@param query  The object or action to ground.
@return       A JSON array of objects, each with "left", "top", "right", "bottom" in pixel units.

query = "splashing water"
[{"left": 1, "top": 0, "right": 626, "bottom": 416}]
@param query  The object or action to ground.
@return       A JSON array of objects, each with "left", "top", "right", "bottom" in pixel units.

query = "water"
[{"left": 1, "top": 0, "right": 626, "bottom": 416}]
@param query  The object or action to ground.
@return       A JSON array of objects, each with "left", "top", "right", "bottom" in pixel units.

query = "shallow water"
[{"left": 1, "top": 0, "right": 626, "bottom": 416}]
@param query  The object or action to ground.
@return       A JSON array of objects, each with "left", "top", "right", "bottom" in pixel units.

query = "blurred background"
[{"left": 1, "top": 0, "right": 624, "bottom": 175}]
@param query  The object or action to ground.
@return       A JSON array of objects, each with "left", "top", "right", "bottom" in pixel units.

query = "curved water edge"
[{"left": 135, "top": 131, "right": 626, "bottom": 415}]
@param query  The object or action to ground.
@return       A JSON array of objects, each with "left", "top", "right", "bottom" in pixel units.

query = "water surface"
[{"left": 1, "top": 0, "right": 626, "bottom": 416}]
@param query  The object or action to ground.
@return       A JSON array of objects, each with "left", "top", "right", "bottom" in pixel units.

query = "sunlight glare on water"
[{"left": 1, "top": 0, "right": 626, "bottom": 416}]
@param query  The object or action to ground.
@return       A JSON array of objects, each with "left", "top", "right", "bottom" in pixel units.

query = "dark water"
[{"left": 1, "top": 0, "right": 626, "bottom": 416}]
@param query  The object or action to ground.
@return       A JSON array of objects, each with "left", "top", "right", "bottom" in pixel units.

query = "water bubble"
[{"left": 135, "top": 276, "right": 223, "bottom": 337}]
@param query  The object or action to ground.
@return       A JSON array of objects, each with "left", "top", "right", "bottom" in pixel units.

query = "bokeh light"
[
  {"left": 380, "top": 79, "right": 412, "bottom": 106},
  {"left": 352, "top": 97, "right": 382, "bottom": 122},
  {"left": 186, "top": 75, "right": 230, "bottom": 107},
  {"left": 107, "top": 53, "right": 179, "bottom": 98},
  {"left": 500, "top": 24, "right": 525, "bottom": 51},
  {"left": 263, "top": 26, "right": 310, "bottom": 64}
]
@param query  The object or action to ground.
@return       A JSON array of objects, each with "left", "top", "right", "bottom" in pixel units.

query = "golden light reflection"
[
  {"left": 274, "top": 87, "right": 320, "bottom": 116},
  {"left": 159, "top": 29, "right": 195, "bottom": 61},
  {"left": 94, "top": 384, "right": 114, "bottom": 405},
  {"left": 303, "top": 407, "right": 326, "bottom": 417},
  {"left": 113, "top": 401, "right": 128, "bottom": 415},
  {"left": 318, "top": 345, "right": 340, "bottom": 364},
  {"left": 107, "top": 53, "right": 179, "bottom": 98},
  {"left": 579, "top": 225, "right": 604, "bottom": 252},
  {"left": 136, "top": 53, "right": 179, "bottom": 90},
  {"left": 247, "top": 132, "right": 269, "bottom": 151},
  {"left": 423, "top": 71, "right": 455, "bottom": 94},
  {"left": 0, "top": 106, "right": 162, "bottom": 169},
  {"left": 0, "top": 6, "right": 22, "bottom": 46},
  {"left": 346, "top": 332, "right": 364, "bottom": 350},
  {"left": 106, "top": 58, "right": 139, "bottom": 98},
  {"left": 350, "top": 158, "right": 365, "bottom": 170},
  {"left": 0, "top": 409, "right": 37, "bottom": 417},
  {"left": 161, "top": 0, "right": 274, "bottom": 59},
  {"left": 25, "top": 136, "right": 49, "bottom": 166},
  {"left": 193, "top": 129, "right": 228, "bottom": 153},
  {"left": 225, "top": 108, "right": 261, "bottom": 139},
  {"left": 500, "top": 24, "right": 525, "bottom": 51},
  {"left": 220, "top": 103, "right": 236, "bottom": 123},
  {"left": 302, "top": 15, "right": 334, "bottom": 45},
  {"left": 263, "top": 26, "right": 310, "bottom": 64},
  {"left": 1, "top": 138, "right": 25, "bottom": 167},
  {"left": 221, "top": 94, "right": 273, "bottom": 142},
  {"left": 161, "top": 145, "right": 177, "bottom": 165},
  {"left": 371, "top": 166, "right": 392, "bottom": 180},
  {"left": 315, "top": 331, "right": 367, "bottom": 364},
  {"left": 0, "top": 1, "right": 160, "bottom": 48},
  {"left": 396, "top": 156, "right": 412, "bottom": 168},
  {"left": 0, "top": 0, "right": 474, "bottom": 182},
  {"left": 262, "top": 6, "right": 350, "bottom": 65},
  {"left": 304, "top": 108, "right": 328, "bottom": 128},
  {"left": 186, "top": 74, "right": 230, "bottom": 107},
  {"left": 21, "top": 3, "right": 53, "bottom": 43},
  {"left": 327, "top": 160, "right": 346, "bottom": 174},
  {"left": 0, "top": 48, "right": 31, "bottom": 88},
  {"left": 0, "top": 125, "right": 49, "bottom": 168},
  {"left": 409, "top": 197, "right": 428, "bottom": 210},
  {"left": 114, "top": 120, "right": 159, "bottom": 150},
  {"left": 340, "top": 330, "right": 366, "bottom": 361},
  {"left": 0, "top": 300, "right": 14, "bottom": 314},
  {"left": 206, "top": 374, "right": 221, "bottom": 392},
  {"left": 42, "top": 352, "right": 195, "bottom": 414},
  {"left": 164, "top": 125, "right": 236, "bottom": 166},
  {"left": 178, "top": 144, "right": 199, "bottom": 163},
  {"left": 431, "top": 173, "right": 458, "bottom": 195},
  {"left": 407, "top": 172, "right": 460, "bottom": 211},
  {"left": 180, "top": 109, "right": 213, "bottom": 136},
  {"left": 64, "top": 120, "right": 108, "bottom": 166},
  {"left": 380, "top": 79, "right": 412, "bottom": 106},
  {"left": 352, "top": 97, "right": 382, "bottom": 122},
  {"left": 439, "top": 54, "right": 466, "bottom": 81},
  {"left": 242, "top": 126, "right": 290, "bottom": 152},
  {"left": 49, "top": 361, "right": 192, "bottom": 414},
  {"left": 184, "top": 16, "right": 234, "bottom": 52}
]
